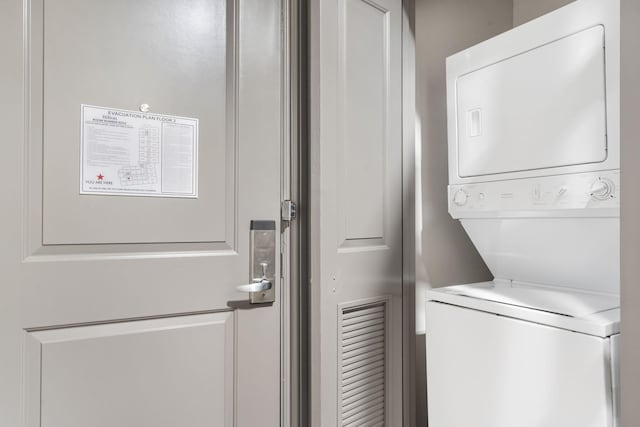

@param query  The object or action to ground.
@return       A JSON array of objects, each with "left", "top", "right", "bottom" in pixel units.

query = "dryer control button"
[
  {"left": 453, "top": 189, "right": 469, "bottom": 206},
  {"left": 590, "top": 178, "right": 615, "bottom": 201},
  {"left": 557, "top": 187, "right": 568, "bottom": 198},
  {"left": 532, "top": 185, "right": 542, "bottom": 201}
]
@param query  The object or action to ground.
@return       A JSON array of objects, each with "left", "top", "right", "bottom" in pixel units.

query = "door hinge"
[{"left": 281, "top": 200, "right": 297, "bottom": 221}]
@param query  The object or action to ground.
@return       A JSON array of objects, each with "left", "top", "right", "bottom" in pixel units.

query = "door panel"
[
  {"left": 26, "top": 313, "right": 234, "bottom": 427},
  {"left": 1, "top": 0, "right": 283, "bottom": 425},
  {"left": 40, "top": 0, "right": 231, "bottom": 245},
  {"left": 339, "top": 0, "right": 388, "bottom": 243},
  {"left": 310, "top": 0, "right": 403, "bottom": 425}
]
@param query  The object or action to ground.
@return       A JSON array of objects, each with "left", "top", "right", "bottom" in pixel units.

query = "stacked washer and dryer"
[{"left": 425, "top": 1, "right": 620, "bottom": 426}]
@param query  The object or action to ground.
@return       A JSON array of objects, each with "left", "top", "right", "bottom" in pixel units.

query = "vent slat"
[
  {"left": 342, "top": 323, "right": 386, "bottom": 340},
  {"left": 342, "top": 316, "right": 385, "bottom": 334},
  {"left": 344, "top": 408, "right": 385, "bottom": 427},
  {"left": 342, "top": 353, "right": 384, "bottom": 378},
  {"left": 342, "top": 364, "right": 385, "bottom": 388},
  {"left": 339, "top": 301, "right": 387, "bottom": 426},
  {"left": 343, "top": 336, "right": 385, "bottom": 355},
  {"left": 342, "top": 382, "right": 385, "bottom": 408},
  {"left": 342, "top": 374, "right": 385, "bottom": 396},
  {"left": 343, "top": 338, "right": 385, "bottom": 358},
  {"left": 342, "top": 347, "right": 385, "bottom": 370},
  {"left": 342, "top": 311, "right": 386, "bottom": 327},
  {"left": 342, "top": 304, "right": 385, "bottom": 319},
  {"left": 342, "top": 329, "right": 385, "bottom": 348},
  {"left": 342, "top": 377, "right": 384, "bottom": 406},
  {"left": 342, "top": 396, "right": 385, "bottom": 424},
  {"left": 343, "top": 331, "right": 385, "bottom": 348}
]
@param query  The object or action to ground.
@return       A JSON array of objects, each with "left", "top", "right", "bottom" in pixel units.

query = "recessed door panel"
[
  {"left": 27, "top": 313, "right": 234, "bottom": 427},
  {"left": 339, "top": 0, "right": 387, "bottom": 243},
  {"left": 41, "top": 0, "right": 231, "bottom": 244},
  {"left": 456, "top": 26, "right": 607, "bottom": 177}
]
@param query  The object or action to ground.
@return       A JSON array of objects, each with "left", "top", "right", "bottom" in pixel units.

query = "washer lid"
[{"left": 437, "top": 281, "right": 619, "bottom": 318}]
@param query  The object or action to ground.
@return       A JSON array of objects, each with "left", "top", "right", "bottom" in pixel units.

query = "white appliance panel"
[
  {"left": 446, "top": 0, "right": 620, "bottom": 185},
  {"left": 426, "top": 282, "right": 620, "bottom": 337},
  {"left": 425, "top": 301, "right": 614, "bottom": 427},
  {"left": 448, "top": 170, "right": 620, "bottom": 218},
  {"left": 456, "top": 25, "right": 607, "bottom": 178},
  {"left": 461, "top": 217, "right": 619, "bottom": 294}
]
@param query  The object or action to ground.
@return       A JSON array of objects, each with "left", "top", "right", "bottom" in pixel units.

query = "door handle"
[
  {"left": 237, "top": 262, "right": 273, "bottom": 293},
  {"left": 237, "top": 279, "right": 273, "bottom": 293}
]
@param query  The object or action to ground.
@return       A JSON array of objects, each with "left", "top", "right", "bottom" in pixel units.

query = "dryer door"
[{"left": 455, "top": 25, "right": 607, "bottom": 178}]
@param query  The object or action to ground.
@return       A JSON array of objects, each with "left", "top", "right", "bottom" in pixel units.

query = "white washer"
[
  {"left": 426, "top": 0, "right": 621, "bottom": 426},
  {"left": 426, "top": 282, "right": 620, "bottom": 427}
]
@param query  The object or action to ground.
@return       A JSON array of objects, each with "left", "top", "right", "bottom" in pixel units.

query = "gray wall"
[
  {"left": 414, "top": 0, "right": 512, "bottom": 423},
  {"left": 620, "top": 0, "right": 640, "bottom": 424},
  {"left": 513, "top": 0, "right": 574, "bottom": 26}
]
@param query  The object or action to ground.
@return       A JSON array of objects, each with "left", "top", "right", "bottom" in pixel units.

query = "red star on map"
[{"left": 97, "top": 173, "right": 104, "bottom": 181}]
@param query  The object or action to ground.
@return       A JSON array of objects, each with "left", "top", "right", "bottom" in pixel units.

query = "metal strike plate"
[
  {"left": 281, "top": 200, "right": 297, "bottom": 221},
  {"left": 249, "top": 220, "right": 276, "bottom": 304}
]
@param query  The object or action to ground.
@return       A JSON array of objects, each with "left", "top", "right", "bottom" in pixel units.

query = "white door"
[
  {"left": 309, "top": 0, "right": 404, "bottom": 424},
  {"left": 0, "top": 0, "right": 285, "bottom": 426}
]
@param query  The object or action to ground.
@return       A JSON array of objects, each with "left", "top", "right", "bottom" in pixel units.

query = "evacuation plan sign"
[{"left": 80, "top": 105, "right": 199, "bottom": 198}]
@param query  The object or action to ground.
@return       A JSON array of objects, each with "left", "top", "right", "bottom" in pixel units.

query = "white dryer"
[{"left": 425, "top": 1, "right": 621, "bottom": 426}]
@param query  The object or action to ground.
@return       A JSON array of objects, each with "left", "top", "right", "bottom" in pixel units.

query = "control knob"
[
  {"left": 590, "top": 177, "right": 615, "bottom": 201},
  {"left": 453, "top": 189, "right": 469, "bottom": 206}
]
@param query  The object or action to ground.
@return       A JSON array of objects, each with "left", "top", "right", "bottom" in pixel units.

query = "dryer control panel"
[{"left": 448, "top": 170, "right": 620, "bottom": 218}]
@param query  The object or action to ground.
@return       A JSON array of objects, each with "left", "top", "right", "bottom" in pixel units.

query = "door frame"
[
  {"left": 283, "top": 0, "right": 306, "bottom": 426},
  {"left": 401, "top": 0, "right": 416, "bottom": 425}
]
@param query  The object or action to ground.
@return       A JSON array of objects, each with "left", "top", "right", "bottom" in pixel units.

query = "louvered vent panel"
[{"left": 340, "top": 302, "right": 387, "bottom": 426}]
